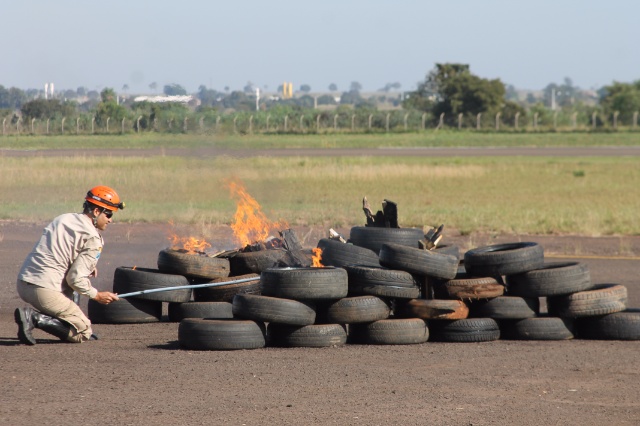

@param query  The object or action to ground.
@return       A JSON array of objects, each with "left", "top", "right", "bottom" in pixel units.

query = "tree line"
[{"left": 2, "top": 64, "right": 640, "bottom": 133}]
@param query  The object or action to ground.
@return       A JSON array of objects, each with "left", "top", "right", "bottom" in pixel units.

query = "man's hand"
[
  {"left": 93, "top": 291, "right": 119, "bottom": 305},
  {"left": 89, "top": 268, "right": 98, "bottom": 278}
]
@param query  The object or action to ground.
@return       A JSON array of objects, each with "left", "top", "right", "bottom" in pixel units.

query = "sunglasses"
[{"left": 102, "top": 210, "right": 114, "bottom": 219}]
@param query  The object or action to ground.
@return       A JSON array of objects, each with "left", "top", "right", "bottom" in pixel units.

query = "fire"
[
  {"left": 311, "top": 247, "right": 323, "bottom": 268},
  {"left": 167, "top": 221, "right": 212, "bottom": 253},
  {"left": 227, "top": 179, "right": 288, "bottom": 247}
]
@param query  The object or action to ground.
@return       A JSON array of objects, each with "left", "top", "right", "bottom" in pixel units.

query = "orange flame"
[
  {"left": 167, "top": 221, "right": 212, "bottom": 253},
  {"left": 227, "top": 179, "right": 288, "bottom": 247},
  {"left": 311, "top": 247, "right": 323, "bottom": 268}
]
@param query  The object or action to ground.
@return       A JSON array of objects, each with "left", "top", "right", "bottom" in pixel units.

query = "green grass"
[
  {"left": 1, "top": 155, "right": 638, "bottom": 236},
  {"left": 1, "top": 130, "right": 639, "bottom": 150}
]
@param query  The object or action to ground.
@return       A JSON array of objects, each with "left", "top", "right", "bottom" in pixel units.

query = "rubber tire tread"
[
  {"left": 344, "top": 265, "right": 420, "bottom": 299},
  {"left": 228, "top": 249, "right": 287, "bottom": 276},
  {"left": 158, "top": 248, "right": 230, "bottom": 280},
  {"left": 349, "top": 318, "right": 429, "bottom": 345},
  {"left": 324, "top": 296, "right": 390, "bottom": 324},
  {"left": 379, "top": 243, "right": 458, "bottom": 280},
  {"left": 506, "top": 262, "right": 592, "bottom": 297},
  {"left": 349, "top": 226, "right": 424, "bottom": 254},
  {"left": 261, "top": 267, "right": 348, "bottom": 300},
  {"left": 192, "top": 274, "right": 261, "bottom": 302},
  {"left": 268, "top": 323, "right": 347, "bottom": 347},
  {"left": 168, "top": 301, "right": 233, "bottom": 322},
  {"left": 469, "top": 296, "right": 539, "bottom": 319},
  {"left": 429, "top": 318, "right": 500, "bottom": 342},
  {"left": 547, "top": 284, "right": 627, "bottom": 318},
  {"left": 500, "top": 317, "right": 574, "bottom": 340},
  {"left": 316, "top": 238, "right": 380, "bottom": 268},
  {"left": 438, "top": 277, "right": 505, "bottom": 300},
  {"left": 464, "top": 242, "right": 544, "bottom": 277},
  {"left": 576, "top": 309, "right": 640, "bottom": 340},
  {"left": 232, "top": 294, "right": 316, "bottom": 325},
  {"left": 88, "top": 298, "right": 162, "bottom": 324},
  {"left": 178, "top": 319, "right": 266, "bottom": 350},
  {"left": 113, "top": 267, "right": 192, "bottom": 303},
  {"left": 394, "top": 299, "right": 469, "bottom": 320}
]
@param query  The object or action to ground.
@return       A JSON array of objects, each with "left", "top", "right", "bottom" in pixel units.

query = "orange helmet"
[{"left": 85, "top": 186, "right": 125, "bottom": 211}]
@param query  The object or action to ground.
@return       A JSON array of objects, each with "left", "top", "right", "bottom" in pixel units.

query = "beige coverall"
[{"left": 17, "top": 213, "right": 103, "bottom": 342}]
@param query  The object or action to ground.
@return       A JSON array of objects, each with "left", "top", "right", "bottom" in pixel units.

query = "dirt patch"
[{"left": 1, "top": 221, "right": 639, "bottom": 425}]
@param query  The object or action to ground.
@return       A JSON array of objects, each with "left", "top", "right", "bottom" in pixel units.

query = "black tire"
[
  {"left": 506, "top": 262, "right": 592, "bottom": 297},
  {"left": 393, "top": 299, "right": 469, "bottom": 320},
  {"left": 349, "top": 226, "right": 424, "bottom": 254},
  {"left": 157, "top": 248, "right": 230, "bottom": 280},
  {"left": 547, "top": 284, "right": 627, "bottom": 318},
  {"left": 192, "top": 274, "right": 261, "bottom": 302},
  {"left": 324, "top": 296, "right": 391, "bottom": 324},
  {"left": 500, "top": 317, "right": 574, "bottom": 340},
  {"left": 469, "top": 296, "right": 539, "bottom": 319},
  {"left": 464, "top": 242, "right": 544, "bottom": 277},
  {"left": 576, "top": 309, "right": 640, "bottom": 340},
  {"left": 88, "top": 298, "right": 162, "bottom": 324},
  {"left": 232, "top": 294, "right": 316, "bottom": 326},
  {"left": 168, "top": 302, "right": 233, "bottom": 322},
  {"left": 227, "top": 249, "right": 288, "bottom": 276},
  {"left": 379, "top": 243, "right": 458, "bottom": 280},
  {"left": 261, "top": 267, "right": 348, "bottom": 300},
  {"left": 344, "top": 265, "right": 421, "bottom": 299},
  {"left": 178, "top": 319, "right": 266, "bottom": 350},
  {"left": 429, "top": 318, "right": 500, "bottom": 342},
  {"left": 113, "top": 267, "right": 192, "bottom": 303},
  {"left": 349, "top": 318, "right": 429, "bottom": 345},
  {"left": 434, "top": 245, "right": 460, "bottom": 261},
  {"left": 316, "top": 238, "right": 380, "bottom": 268},
  {"left": 268, "top": 323, "right": 347, "bottom": 347},
  {"left": 436, "top": 277, "right": 505, "bottom": 300}
]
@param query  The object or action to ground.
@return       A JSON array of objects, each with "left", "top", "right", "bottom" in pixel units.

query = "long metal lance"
[{"left": 116, "top": 276, "right": 260, "bottom": 299}]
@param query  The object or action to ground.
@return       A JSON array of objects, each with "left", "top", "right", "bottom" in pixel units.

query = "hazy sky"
[{"left": 4, "top": 1, "right": 638, "bottom": 94}]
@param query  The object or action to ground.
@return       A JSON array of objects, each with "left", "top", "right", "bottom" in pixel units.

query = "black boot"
[
  {"left": 14, "top": 307, "right": 36, "bottom": 345},
  {"left": 33, "top": 312, "right": 73, "bottom": 341},
  {"left": 14, "top": 307, "right": 72, "bottom": 344}
]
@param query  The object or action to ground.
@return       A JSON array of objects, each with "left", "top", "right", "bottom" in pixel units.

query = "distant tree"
[
  {"left": 122, "top": 84, "right": 129, "bottom": 94},
  {"left": 197, "top": 85, "right": 222, "bottom": 107},
  {"left": 295, "top": 94, "right": 315, "bottom": 108},
  {"left": 505, "top": 84, "right": 518, "bottom": 101},
  {"left": 0, "top": 85, "right": 27, "bottom": 109},
  {"left": 224, "top": 86, "right": 230, "bottom": 92},
  {"left": 329, "top": 83, "right": 338, "bottom": 91},
  {"left": 349, "top": 81, "right": 362, "bottom": 93},
  {"left": 77, "top": 87, "right": 87, "bottom": 97},
  {"left": 525, "top": 92, "right": 538, "bottom": 104},
  {"left": 340, "top": 90, "right": 363, "bottom": 105},
  {"left": 543, "top": 77, "right": 577, "bottom": 109},
  {"left": 149, "top": 82, "right": 158, "bottom": 93},
  {"left": 163, "top": 83, "right": 187, "bottom": 96},
  {"left": 600, "top": 80, "right": 640, "bottom": 124},
  {"left": 21, "top": 99, "right": 76, "bottom": 119},
  {"left": 300, "top": 84, "right": 311, "bottom": 93},
  {"left": 95, "top": 87, "right": 127, "bottom": 126},
  {"left": 243, "top": 82, "right": 255, "bottom": 93},
  {"left": 87, "top": 90, "right": 100, "bottom": 101},
  {"left": 403, "top": 63, "right": 505, "bottom": 122},
  {"left": 222, "top": 91, "right": 254, "bottom": 111},
  {"left": 317, "top": 94, "right": 337, "bottom": 105},
  {"left": 63, "top": 89, "right": 76, "bottom": 99},
  {"left": 100, "top": 88, "right": 117, "bottom": 103}
]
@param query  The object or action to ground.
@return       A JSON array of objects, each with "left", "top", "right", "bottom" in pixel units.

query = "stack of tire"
[{"left": 88, "top": 249, "right": 265, "bottom": 350}]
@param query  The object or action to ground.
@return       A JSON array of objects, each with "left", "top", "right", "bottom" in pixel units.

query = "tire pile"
[{"left": 88, "top": 227, "right": 640, "bottom": 350}]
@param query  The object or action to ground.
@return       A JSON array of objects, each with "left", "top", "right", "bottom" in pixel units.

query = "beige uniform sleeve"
[{"left": 65, "top": 236, "right": 102, "bottom": 299}]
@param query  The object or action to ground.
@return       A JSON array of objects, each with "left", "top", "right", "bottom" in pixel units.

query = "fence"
[{"left": 2, "top": 109, "right": 639, "bottom": 136}]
